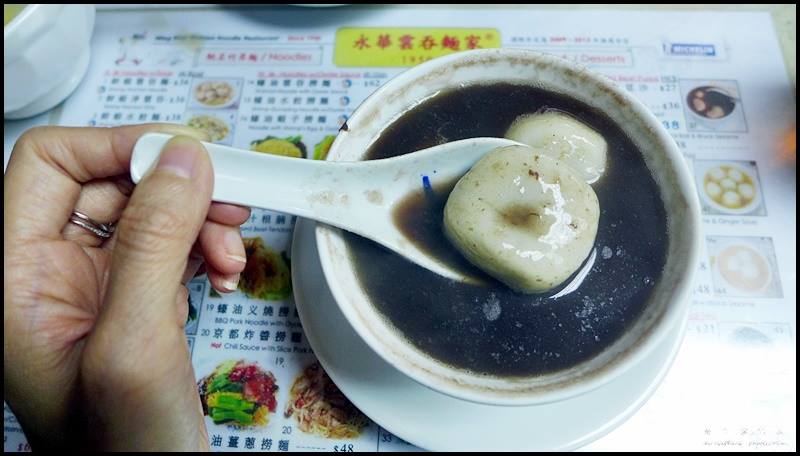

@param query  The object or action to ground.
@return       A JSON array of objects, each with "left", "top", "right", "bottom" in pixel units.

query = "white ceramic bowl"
[
  {"left": 317, "top": 48, "right": 701, "bottom": 406},
  {"left": 4, "top": 4, "right": 95, "bottom": 119}
]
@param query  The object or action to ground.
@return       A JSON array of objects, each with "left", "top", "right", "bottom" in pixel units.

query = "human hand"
[{"left": 4, "top": 124, "right": 249, "bottom": 450}]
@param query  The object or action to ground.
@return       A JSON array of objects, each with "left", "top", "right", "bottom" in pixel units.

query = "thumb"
[
  {"left": 81, "top": 136, "right": 213, "bottom": 450},
  {"left": 101, "top": 135, "right": 213, "bottom": 332}
]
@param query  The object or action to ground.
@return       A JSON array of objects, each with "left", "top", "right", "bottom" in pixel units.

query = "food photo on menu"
[{"left": 3, "top": 3, "right": 796, "bottom": 453}]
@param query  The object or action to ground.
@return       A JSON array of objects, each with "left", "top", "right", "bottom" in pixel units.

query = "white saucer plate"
[{"left": 292, "top": 219, "right": 685, "bottom": 451}]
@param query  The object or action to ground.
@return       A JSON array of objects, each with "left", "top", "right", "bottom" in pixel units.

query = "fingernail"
[
  {"left": 156, "top": 136, "right": 204, "bottom": 179},
  {"left": 221, "top": 273, "right": 240, "bottom": 292},
  {"left": 224, "top": 230, "right": 247, "bottom": 264},
  {"left": 226, "top": 254, "right": 247, "bottom": 264},
  {"left": 188, "top": 128, "right": 212, "bottom": 142},
  {"left": 159, "top": 124, "right": 212, "bottom": 142}
]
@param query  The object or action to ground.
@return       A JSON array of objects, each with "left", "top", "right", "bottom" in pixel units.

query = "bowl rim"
[
  {"left": 3, "top": 4, "right": 36, "bottom": 35},
  {"left": 315, "top": 48, "right": 701, "bottom": 405}
]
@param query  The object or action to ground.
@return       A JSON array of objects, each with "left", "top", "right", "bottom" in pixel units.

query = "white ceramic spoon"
[{"left": 131, "top": 132, "right": 521, "bottom": 282}]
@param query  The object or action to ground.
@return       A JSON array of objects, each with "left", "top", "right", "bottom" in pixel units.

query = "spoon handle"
[
  {"left": 131, "top": 132, "right": 518, "bottom": 283},
  {"left": 131, "top": 132, "right": 376, "bottom": 223}
]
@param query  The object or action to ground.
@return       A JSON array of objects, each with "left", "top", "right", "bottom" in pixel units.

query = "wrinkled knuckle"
[
  {"left": 14, "top": 127, "right": 50, "bottom": 153},
  {"left": 117, "top": 198, "right": 191, "bottom": 256}
]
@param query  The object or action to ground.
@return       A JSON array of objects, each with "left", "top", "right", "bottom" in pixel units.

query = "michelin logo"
[{"left": 664, "top": 42, "right": 717, "bottom": 56}]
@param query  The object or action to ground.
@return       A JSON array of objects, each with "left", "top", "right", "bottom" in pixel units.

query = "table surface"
[{"left": 4, "top": 4, "right": 797, "bottom": 167}]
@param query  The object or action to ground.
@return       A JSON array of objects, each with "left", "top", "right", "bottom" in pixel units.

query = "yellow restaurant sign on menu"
[{"left": 335, "top": 27, "right": 501, "bottom": 67}]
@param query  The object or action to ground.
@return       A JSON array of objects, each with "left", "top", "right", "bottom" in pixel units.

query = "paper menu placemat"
[{"left": 3, "top": 6, "right": 795, "bottom": 452}]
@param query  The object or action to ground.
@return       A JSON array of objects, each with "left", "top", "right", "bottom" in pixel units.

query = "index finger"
[{"left": 4, "top": 124, "right": 209, "bottom": 241}]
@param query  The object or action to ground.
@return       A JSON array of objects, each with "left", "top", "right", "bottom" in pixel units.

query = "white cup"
[
  {"left": 4, "top": 4, "right": 95, "bottom": 119},
  {"left": 316, "top": 49, "right": 701, "bottom": 406}
]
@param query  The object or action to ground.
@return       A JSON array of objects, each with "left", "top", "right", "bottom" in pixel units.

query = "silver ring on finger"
[{"left": 68, "top": 211, "right": 117, "bottom": 239}]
